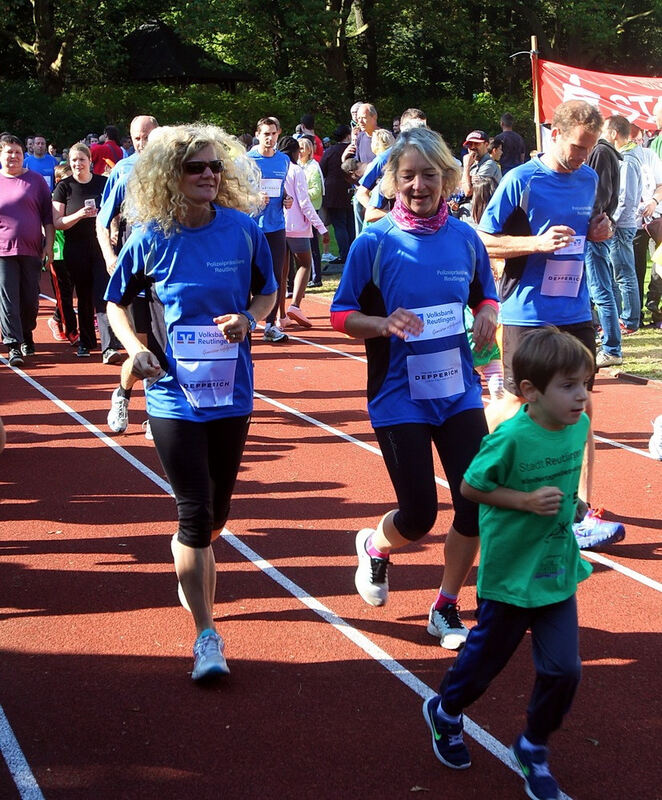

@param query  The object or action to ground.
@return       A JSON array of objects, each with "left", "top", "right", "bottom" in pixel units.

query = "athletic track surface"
[{"left": 1, "top": 283, "right": 661, "bottom": 800}]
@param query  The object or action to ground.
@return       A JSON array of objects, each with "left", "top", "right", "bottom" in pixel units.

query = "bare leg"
[
  {"left": 439, "top": 526, "right": 479, "bottom": 597},
  {"left": 291, "top": 251, "right": 312, "bottom": 308},
  {"left": 171, "top": 537, "right": 216, "bottom": 635},
  {"left": 369, "top": 510, "right": 409, "bottom": 551},
  {"left": 485, "top": 389, "right": 522, "bottom": 433}
]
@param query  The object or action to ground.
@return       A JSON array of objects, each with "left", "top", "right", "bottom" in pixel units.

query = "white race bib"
[
  {"left": 541, "top": 260, "right": 583, "bottom": 298},
  {"left": 172, "top": 325, "right": 238, "bottom": 360},
  {"left": 407, "top": 348, "right": 464, "bottom": 400},
  {"left": 260, "top": 178, "right": 282, "bottom": 198},
  {"left": 554, "top": 235, "right": 586, "bottom": 256},
  {"left": 404, "top": 302, "right": 465, "bottom": 342},
  {"left": 175, "top": 360, "right": 237, "bottom": 409}
]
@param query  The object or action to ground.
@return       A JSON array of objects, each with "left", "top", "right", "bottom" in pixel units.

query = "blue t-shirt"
[
  {"left": 246, "top": 149, "right": 290, "bottom": 232},
  {"left": 105, "top": 205, "right": 277, "bottom": 422},
  {"left": 23, "top": 154, "right": 58, "bottom": 190},
  {"left": 359, "top": 149, "right": 391, "bottom": 191},
  {"left": 479, "top": 157, "right": 598, "bottom": 326},
  {"left": 331, "top": 215, "right": 498, "bottom": 428},
  {"left": 101, "top": 152, "right": 138, "bottom": 206}
]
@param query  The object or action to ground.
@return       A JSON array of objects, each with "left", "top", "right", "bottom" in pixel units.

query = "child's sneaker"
[
  {"left": 649, "top": 415, "right": 662, "bottom": 460},
  {"left": 572, "top": 507, "right": 625, "bottom": 550},
  {"left": 191, "top": 629, "right": 230, "bottom": 681},
  {"left": 427, "top": 602, "right": 469, "bottom": 650},
  {"left": 422, "top": 695, "right": 471, "bottom": 769},
  {"left": 511, "top": 735, "right": 559, "bottom": 800},
  {"left": 354, "top": 528, "right": 389, "bottom": 606}
]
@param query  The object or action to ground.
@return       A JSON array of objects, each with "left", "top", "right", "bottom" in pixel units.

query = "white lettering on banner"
[
  {"left": 261, "top": 178, "right": 282, "bottom": 198},
  {"left": 407, "top": 349, "right": 465, "bottom": 400},
  {"left": 404, "top": 302, "right": 464, "bottom": 342},
  {"left": 562, "top": 75, "right": 601, "bottom": 107},
  {"left": 554, "top": 235, "right": 586, "bottom": 257},
  {"left": 175, "top": 359, "right": 237, "bottom": 408},
  {"left": 172, "top": 325, "right": 239, "bottom": 360},
  {"left": 541, "top": 260, "right": 583, "bottom": 298}
]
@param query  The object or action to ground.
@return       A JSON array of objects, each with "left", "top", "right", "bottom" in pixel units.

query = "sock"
[
  {"left": 436, "top": 699, "right": 461, "bottom": 724},
  {"left": 117, "top": 385, "right": 132, "bottom": 400},
  {"left": 365, "top": 532, "right": 390, "bottom": 558},
  {"left": 198, "top": 628, "right": 215, "bottom": 639},
  {"left": 434, "top": 589, "right": 458, "bottom": 611}
]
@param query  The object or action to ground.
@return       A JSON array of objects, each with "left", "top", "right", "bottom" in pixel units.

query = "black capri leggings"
[
  {"left": 149, "top": 414, "right": 251, "bottom": 548},
  {"left": 374, "top": 408, "right": 488, "bottom": 541}
]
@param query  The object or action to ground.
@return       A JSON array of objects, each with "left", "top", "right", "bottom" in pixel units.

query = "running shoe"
[
  {"left": 511, "top": 735, "right": 559, "bottom": 800},
  {"left": 102, "top": 348, "right": 123, "bottom": 365},
  {"left": 354, "top": 528, "right": 389, "bottom": 606},
  {"left": 263, "top": 324, "right": 288, "bottom": 343},
  {"left": 307, "top": 280, "right": 323, "bottom": 288},
  {"left": 422, "top": 695, "right": 471, "bottom": 770},
  {"left": 142, "top": 420, "right": 153, "bottom": 441},
  {"left": 8, "top": 346, "right": 24, "bottom": 367},
  {"left": 427, "top": 602, "right": 469, "bottom": 650},
  {"left": 170, "top": 533, "right": 191, "bottom": 612},
  {"left": 76, "top": 345, "right": 91, "bottom": 358},
  {"left": 107, "top": 387, "right": 129, "bottom": 434},
  {"left": 321, "top": 252, "right": 334, "bottom": 262},
  {"left": 573, "top": 508, "right": 625, "bottom": 550},
  {"left": 649, "top": 415, "right": 662, "bottom": 460},
  {"left": 286, "top": 305, "right": 312, "bottom": 328},
  {"left": 595, "top": 351, "right": 622, "bottom": 368},
  {"left": 191, "top": 629, "right": 230, "bottom": 681},
  {"left": 20, "top": 341, "right": 36, "bottom": 357},
  {"left": 67, "top": 331, "right": 80, "bottom": 346},
  {"left": 47, "top": 317, "right": 67, "bottom": 341}
]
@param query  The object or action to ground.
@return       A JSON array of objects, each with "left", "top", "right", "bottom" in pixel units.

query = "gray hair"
[{"left": 380, "top": 128, "right": 461, "bottom": 200}]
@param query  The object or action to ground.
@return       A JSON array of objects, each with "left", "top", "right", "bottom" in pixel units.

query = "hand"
[
  {"left": 106, "top": 258, "right": 117, "bottom": 276},
  {"left": 42, "top": 247, "right": 53, "bottom": 267},
  {"left": 260, "top": 191, "right": 270, "bottom": 208},
  {"left": 283, "top": 195, "right": 293, "bottom": 210},
  {"left": 322, "top": 232, "right": 330, "bottom": 245},
  {"left": 471, "top": 304, "right": 498, "bottom": 353},
  {"left": 536, "top": 225, "right": 577, "bottom": 253},
  {"left": 642, "top": 199, "right": 657, "bottom": 219},
  {"left": 81, "top": 204, "right": 97, "bottom": 219},
  {"left": 587, "top": 212, "right": 612, "bottom": 242},
  {"left": 129, "top": 350, "right": 163, "bottom": 380},
  {"left": 213, "top": 313, "right": 249, "bottom": 343},
  {"left": 524, "top": 486, "right": 564, "bottom": 516},
  {"left": 463, "top": 151, "right": 476, "bottom": 170},
  {"left": 379, "top": 307, "right": 425, "bottom": 340}
]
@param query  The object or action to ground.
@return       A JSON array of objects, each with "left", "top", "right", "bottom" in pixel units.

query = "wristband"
[{"left": 239, "top": 310, "right": 256, "bottom": 332}]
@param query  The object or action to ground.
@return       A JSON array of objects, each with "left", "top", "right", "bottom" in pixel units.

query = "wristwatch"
[{"left": 239, "top": 310, "right": 257, "bottom": 332}]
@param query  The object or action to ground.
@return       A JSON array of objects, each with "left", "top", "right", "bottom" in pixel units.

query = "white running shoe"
[
  {"left": 263, "top": 324, "right": 288, "bottom": 343},
  {"left": 191, "top": 629, "right": 230, "bottom": 681},
  {"left": 142, "top": 420, "right": 153, "bottom": 440},
  {"left": 649, "top": 415, "right": 662, "bottom": 460},
  {"left": 107, "top": 387, "right": 129, "bottom": 434},
  {"left": 427, "top": 602, "right": 469, "bottom": 650},
  {"left": 354, "top": 528, "right": 389, "bottom": 606},
  {"left": 170, "top": 533, "right": 191, "bottom": 612}
]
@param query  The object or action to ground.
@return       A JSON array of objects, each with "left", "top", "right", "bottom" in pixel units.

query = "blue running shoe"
[
  {"left": 422, "top": 695, "right": 471, "bottom": 769},
  {"left": 573, "top": 507, "right": 625, "bottom": 550},
  {"left": 191, "top": 629, "right": 230, "bottom": 681},
  {"left": 511, "top": 735, "right": 559, "bottom": 800}
]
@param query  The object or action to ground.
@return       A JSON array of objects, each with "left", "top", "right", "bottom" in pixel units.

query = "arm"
[
  {"left": 343, "top": 307, "right": 424, "bottom": 340},
  {"left": 461, "top": 152, "right": 476, "bottom": 197},
  {"left": 96, "top": 216, "right": 118, "bottom": 273},
  {"left": 461, "top": 479, "right": 564, "bottom": 516},
  {"left": 477, "top": 227, "right": 577, "bottom": 259},
  {"left": 52, "top": 200, "right": 95, "bottom": 230},
  {"left": 106, "top": 301, "right": 162, "bottom": 379},
  {"left": 213, "top": 291, "right": 277, "bottom": 342},
  {"left": 295, "top": 169, "right": 327, "bottom": 235},
  {"left": 42, "top": 223, "right": 55, "bottom": 265}
]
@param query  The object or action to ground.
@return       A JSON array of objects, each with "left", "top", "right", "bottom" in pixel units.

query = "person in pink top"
[
  {"left": 278, "top": 136, "right": 329, "bottom": 328},
  {"left": 0, "top": 134, "right": 54, "bottom": 367}
]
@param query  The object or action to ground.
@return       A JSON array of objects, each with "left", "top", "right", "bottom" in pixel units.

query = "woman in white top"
[
  {"left": 278, "top": 136, "right": 329, "bottom": 328},
  {"left": 298, "top": 137, "right": 325, "bottom": 286}
]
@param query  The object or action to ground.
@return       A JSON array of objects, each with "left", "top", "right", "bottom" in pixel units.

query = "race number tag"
[
  {"left": 554, "top": 235, "right": 586, "bottom": 256},
  {"left": 175, "top": 359, "right": 237, "bottom": 408},
  {"left": 541, "top": 260, "right": 583, "bottom": 298},
  {"left": 172, "top": 326, "right": 238, "bottom": 360},
  {"left": 404, "top": 303, "right": 464, "bottom": 342},
  {"left": 260, "top": 178, "right": 282, "bottom": 198},
  {"left": 407, "top": 348, "right": 464, "bottom": 400}
]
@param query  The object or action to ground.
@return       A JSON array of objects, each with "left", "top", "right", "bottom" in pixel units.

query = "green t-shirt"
[{"left": 464, "top": 405, "right": 592, "bottom": 607}]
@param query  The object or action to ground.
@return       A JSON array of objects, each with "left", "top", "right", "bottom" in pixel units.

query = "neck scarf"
[{"left": 390, "top": 193, "right": 449, "bottom": 234}]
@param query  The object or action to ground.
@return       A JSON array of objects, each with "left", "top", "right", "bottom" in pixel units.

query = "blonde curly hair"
[{"left": 124, "top": 124, "right": 262, "bottom": 235}]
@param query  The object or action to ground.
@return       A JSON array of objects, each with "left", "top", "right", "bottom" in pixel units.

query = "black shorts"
[
  {"left": 374, "top": 408, "right": 488, "bottom": 540},
  {"left": 502, "top": 322, "right": 597, "bottom": 396},
  {"left": 149, "top": 414, "right": 250, "bottom": 548}
]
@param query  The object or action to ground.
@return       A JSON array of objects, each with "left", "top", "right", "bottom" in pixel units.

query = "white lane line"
[
  {"left": 254, "top": 391, "right": 451, "bottom": 489},
  {"left": 593, "top": 433, "right": 659, "bottom": 461},
  {"left": 0, "top": 707, "right": 45, "bottom": 800},
  {"left": 583, "top": 550, "right": 662, "bottom": 592},
  {"left": 2, "top": 359, "right": 572, "bottom": 795}
]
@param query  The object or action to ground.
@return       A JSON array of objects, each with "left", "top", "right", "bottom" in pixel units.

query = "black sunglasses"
[{"left": 182, "top": 159, "right": 224, "bottom": 175}]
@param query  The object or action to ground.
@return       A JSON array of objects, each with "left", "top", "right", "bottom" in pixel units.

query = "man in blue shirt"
[{"left": 23, "top": 134, "right": 58, "bottom": 190}]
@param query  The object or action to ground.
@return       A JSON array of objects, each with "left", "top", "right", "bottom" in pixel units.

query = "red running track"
[{"left": 0, "top": 287, "right": 661, "bottom": 800}]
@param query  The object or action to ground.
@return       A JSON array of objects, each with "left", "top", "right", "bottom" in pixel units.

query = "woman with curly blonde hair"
[{"left": 105, "top": 124, "right": 277, "bottom": 682}]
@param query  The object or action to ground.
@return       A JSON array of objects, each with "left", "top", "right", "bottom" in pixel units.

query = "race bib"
[
  {"left": 260, "top": 178, "right": 282, "bottom": 198},
  {"left": 407, "top": 348, "right": 464, "bottom": 400},
  {"left": 172, "top": 325, "right": 238, "bottom": 360},
  {"left": 541, "top": 260, "right": 583, "bottom": 298},
  {"left": 554, "top": 235, "right": 586, "bottom": 256},
  {"left": 175, "top": 359, "right": 237, "bottom": 409},
  {"left": 404, "top": 303, "right": 465, "bottom": 342}
]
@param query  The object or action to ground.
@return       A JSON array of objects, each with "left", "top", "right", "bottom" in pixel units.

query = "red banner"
[{"left": 536, "top": 59, "right": 661, "bottom": 131}]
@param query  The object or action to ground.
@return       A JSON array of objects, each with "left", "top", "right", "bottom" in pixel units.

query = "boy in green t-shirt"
[{"left": 422, "top": 326, "right": 594, "bottom": 800}]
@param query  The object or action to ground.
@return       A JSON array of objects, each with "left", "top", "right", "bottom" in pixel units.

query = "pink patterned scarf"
[{"left": 390, "top": 193, "right": 449, "bottom": 234}]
